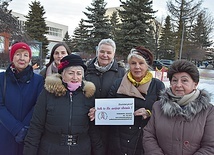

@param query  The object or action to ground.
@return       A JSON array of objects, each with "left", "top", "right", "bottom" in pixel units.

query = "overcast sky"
[{"left": 8, "top": 0, "right": 213, "bottom": 35}]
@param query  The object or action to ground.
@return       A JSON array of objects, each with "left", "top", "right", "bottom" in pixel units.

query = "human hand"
[
  {"left": 32, "top": 63, "right": 39, "bottom": 69},
  {"left": 88, "top": 107, "right": 96, "bottom": 121},
  {"left": 134, "top": 108, "right": 150, "bottom": 119},
  {"left": 15, "top": 126, "right": 29, "bottom": 144}
]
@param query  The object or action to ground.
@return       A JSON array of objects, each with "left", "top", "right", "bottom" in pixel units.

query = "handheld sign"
[{"left": 95, "top": 98, "right": 134, "bottom": 125}]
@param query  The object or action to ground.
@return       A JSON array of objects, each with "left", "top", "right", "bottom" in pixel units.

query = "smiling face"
[
  {"left": 12, "top": 49, "right": 31, "bottom": 72},
  {"left": 129, "top": 56, "right": 148, "bottom": 82},
  {"left": 53, "top": 46, "right": 69, "bottom": 67},
  {"left": 97, "top": 44, "right": 115, "bottom": 67},
  {"left": 62, "top": 66, "right": 83, "bottom": 83},
  {"left": 170, "top": 72, "right": 198, "bottom": 96}
]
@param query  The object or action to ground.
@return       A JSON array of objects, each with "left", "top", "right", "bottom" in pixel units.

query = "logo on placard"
[{"left": 98, "top": 112, "right": 108, "bottom": 120}]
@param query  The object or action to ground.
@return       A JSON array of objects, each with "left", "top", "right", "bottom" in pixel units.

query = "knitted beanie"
[{"left": 10, "top": 42, "right": 32, "bottom": 61}]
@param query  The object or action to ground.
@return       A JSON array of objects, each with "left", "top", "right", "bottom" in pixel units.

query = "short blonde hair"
[{"left": 62, "top": 66, "right": 85, "bottom": 77}]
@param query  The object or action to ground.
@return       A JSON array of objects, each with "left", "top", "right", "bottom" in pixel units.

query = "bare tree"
[{"left": 167, "top": 0, "right": 203, "bottom": 59}]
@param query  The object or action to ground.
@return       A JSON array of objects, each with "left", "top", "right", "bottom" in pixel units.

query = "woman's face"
[
  {"left": 62, "top": 66, "right": 83, "bottom": 83},
  {"left": 12, "top": 49, "right": 31, "bottom": 72},
  {"left": 170, "top": 72, "right": 198, "bottom": 96},
  {"left": 129, "top": 56, "right": 148, "bottom": 82},
  {"left": 97, "top": 44, "right": 115, "bottom": 67},
  {"left": 53, "top": 46, "right": 68, "bottom": 66}
]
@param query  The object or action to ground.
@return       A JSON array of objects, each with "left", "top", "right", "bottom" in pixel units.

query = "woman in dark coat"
[
  {"left": 0, "top": 42, "right": 44, "bottom": 155},
  {"left": 85, "top": 38, "right": 126, "bottom": 155},
  {"left": 143, "top": 60, "right": 214, "bottom": 155},
  {"left": 107, "top": 46, "right": 165, "bottom": 155},
  {"left": 24, "top": 54, "right": 103, "bottom": 155}
]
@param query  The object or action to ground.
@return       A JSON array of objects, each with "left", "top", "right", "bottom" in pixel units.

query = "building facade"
[{"left": 0, "top": 11, "right": 68, "bottom": 54}]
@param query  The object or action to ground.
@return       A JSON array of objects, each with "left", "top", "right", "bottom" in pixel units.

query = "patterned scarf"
[{"left": 10, "top": 64, "right": 33, "bottom": 83}]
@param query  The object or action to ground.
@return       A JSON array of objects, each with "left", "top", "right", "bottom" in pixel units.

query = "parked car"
[
  {"left": 159, "top": 59, "right": 173, "bottom": 68},
  {"left": 152, "top": 60, "right": 168, "bottom": 70}
]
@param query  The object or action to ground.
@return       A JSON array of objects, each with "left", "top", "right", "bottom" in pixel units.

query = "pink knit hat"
[{"left": 10, "top": 42, "right": 32, "bottom": 61}]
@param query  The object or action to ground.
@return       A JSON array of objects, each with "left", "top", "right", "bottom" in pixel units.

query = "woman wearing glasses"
[
  {"left": 143, "top": 60, "right": 214, "bottom": 155},
  {"left": 107, "top": 46, "right": 165, "bottom": 155}
]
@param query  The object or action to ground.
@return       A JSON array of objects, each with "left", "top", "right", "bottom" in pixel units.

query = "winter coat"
[
  {"left": 143, "top": 89, "right": 214, "bottom": 155},
  {"left": 23, "top": 74, "right": 103, "bottom": 155},
  {"left": 0, "top": 65, "right": 44, "bottom": 155},
  {"left": 108, "top": 77, "right": 165, "bottom": 155},
  {"left": 85, "top": 58, "right": 126, "bottom": 155},
  {"left": 85, "top": 58, "right": 126, "bottom": 98}
]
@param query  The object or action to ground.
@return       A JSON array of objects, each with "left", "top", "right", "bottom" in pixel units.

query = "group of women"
[{"left": 0, "top": 39, "right": 214, "bottom": 155}]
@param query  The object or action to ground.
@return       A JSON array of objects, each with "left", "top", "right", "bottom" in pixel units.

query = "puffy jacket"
[
  {"left": 24, "top": 74, "right": 103, "bottom": 155},
  {"left": 143, "top": 89, "right": 214, "bottom": 155}
]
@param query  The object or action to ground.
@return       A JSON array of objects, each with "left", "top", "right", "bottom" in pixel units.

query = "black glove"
[{"left": 15, "top": 126, "right": 29, "bottom": 144}]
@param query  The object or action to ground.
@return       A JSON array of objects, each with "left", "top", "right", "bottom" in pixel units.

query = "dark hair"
[
  {"left": 46, "top": 42, "right": 71, "bottom": 68},
  {"left": 167, "top": 60, "right": 199, "bottom": 83}
]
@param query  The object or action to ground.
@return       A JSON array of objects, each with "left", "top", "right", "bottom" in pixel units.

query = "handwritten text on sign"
[{"left": 95, "top": 98, "right": 134, "bottom": 125}]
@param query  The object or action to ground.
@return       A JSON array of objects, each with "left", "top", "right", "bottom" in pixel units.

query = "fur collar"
[
  {"left": 160, "top": 89, "right": 211, "bottom": 120},
  {"left": 44, "top": 73, "right": 95, "bottom": 98}
]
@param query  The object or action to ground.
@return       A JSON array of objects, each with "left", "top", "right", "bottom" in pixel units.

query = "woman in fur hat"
[
  {"left": 143, "top": 60, "right": 214, "bottom": 155},
  {"left": 0, "top": 42, "right": 44, "bottom": 155},
  {"left": 24, "top": 54, "right": 103, "bottom": 155}
]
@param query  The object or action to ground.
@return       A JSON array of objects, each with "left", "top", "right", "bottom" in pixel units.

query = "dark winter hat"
[
  {"left": 10, "top": 42, "right": 32, "bottom": 62},
  {"left": 167, "top": 60, "right": 199, "bottom": 83},
  {"left": 58, "top": 54, "right": 87, "bottom": 74},
  {"left": 129, "top": 46, "right": 154, "bottom": 66}
]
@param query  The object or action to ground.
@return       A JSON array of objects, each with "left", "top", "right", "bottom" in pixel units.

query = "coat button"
[
  {"left": 127, "top": 140, "right": 130, "bottom": 143},
  {"left": 139, "top": 127, "right": 141, "bottom": 129},
  {"left": 184, "top": 141, "right": 189, "bottom": 146}
]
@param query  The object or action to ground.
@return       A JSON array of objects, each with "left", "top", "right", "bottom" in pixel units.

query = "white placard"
[{"left": 95, "top": 98, "right": 134, "bottom": 125}]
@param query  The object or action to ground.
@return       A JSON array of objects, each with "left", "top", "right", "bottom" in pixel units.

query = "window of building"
[{"left": 48, "top": 27, "right": 63, "bottom": 37}]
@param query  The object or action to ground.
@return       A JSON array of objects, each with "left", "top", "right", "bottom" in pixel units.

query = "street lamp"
[{"left": 179, "top": 17, "right": 187, "bottom": 60}]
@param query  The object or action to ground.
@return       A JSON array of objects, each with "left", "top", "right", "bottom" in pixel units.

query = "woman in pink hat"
[{"left": 0, "top": 42, "right": 44, "bottom": 155}]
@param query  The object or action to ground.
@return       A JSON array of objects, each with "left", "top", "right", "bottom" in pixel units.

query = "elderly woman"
[
  {"left": 40, "top": 42, "right": 71, "bottom": 78},
  {"left": 86, "top": 38, "right": 126, "bottom": 155},
  {"left": 0, "top": 42, "right": 44, "bottom": 155},
  {"left": 143, "top": 60, "right": 214, "bottom": 155},
  {"left": 107, "top": 46, "right": 165, "bottom": 155},
  {"left": 24, "top": 54, "right": 103, "bottom": 155}
]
